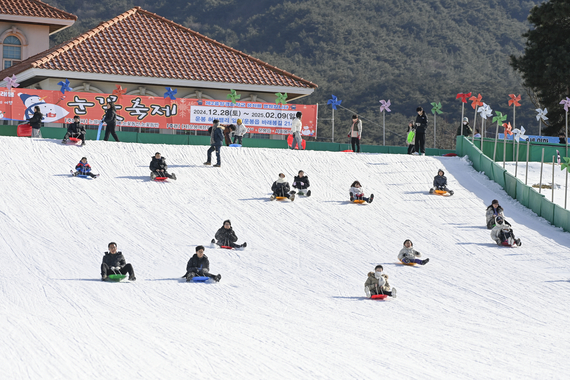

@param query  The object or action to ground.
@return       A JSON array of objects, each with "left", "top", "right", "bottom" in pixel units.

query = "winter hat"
[
  {"left": 223, "top": 219, "right": 231, "bottom": 226},
  {"left": 237, "top": 119, "right": 242, "bottom": 123},
  {"left": 463, "top": 117, "right": 469, "bottom": 122},
  {"left": 374, "top": 264, "right": 383, "bottom": 271},
  {"left": 196, "top": 245, "right": 205, "bottom": 252},
  {"left": 295, "top": 111, "right": 302, "bottom": 118},
  {"left": 438, "top": 169, "right": 445, "bottom": 175},
  {"left": 403, "top": 239, "right": 413, "bottom": 246}
]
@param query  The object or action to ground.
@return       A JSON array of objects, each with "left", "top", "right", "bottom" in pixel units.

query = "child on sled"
[
  {"left": 350, "top": 180, "right": 374, "bottom": 203},
  {"left": 364, "top": 265, "right": 396, "bottom": 298},
  {"left": 398, "top": 239, "right": 429, "bottom": 265}
]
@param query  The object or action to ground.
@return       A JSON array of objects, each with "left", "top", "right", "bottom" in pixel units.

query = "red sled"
[
  {"left": 17, "top": 123, "right": 32, "bottom": 137},
  {"left": 220, "top": 245, "right": 233, "bottom": 250},
  {"left": 287, "top": 134, "right": 306, "bottom": 150},
  {"left": 370, "top": 294, "right": 388, "bottom": 300},
  {"left": 153, "top": 177, "right": 168, "bottom": 182},
  {"left": 442, "top": 153, "right": 458, "bottom": 157}
]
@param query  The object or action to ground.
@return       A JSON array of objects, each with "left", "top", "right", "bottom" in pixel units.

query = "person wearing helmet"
[
  {"left": 364, "top": 265, "right": 397, "bottom": 298},
  {"left": 456, "top": 116, "right": 473, "bottom": 137},
  {"left": 486, "top": 199, "right": 506, "bottom": 229},
  {"left": 398, "top": 239, "right": 429, "bottom": 265},
  {"left": 430, "top": 169, "right": 454, "bottom": 195},
  {"left": 233, "top": 119, "right": 247, "bottom": 144},
  {"left": 490, "top": 216, "right": 521, "bottom": 246}
]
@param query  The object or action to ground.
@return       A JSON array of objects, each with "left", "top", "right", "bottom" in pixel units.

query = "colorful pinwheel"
[
  {"left": 492, "top": 111, "right": 507, "bottom": 161},
  {"left": 379, "top": 99, "right": 391, "bottom": 146},
  {"left": 227, "top": 89, "right": 241, "bottom": 104},
  {"left": 561, "top": 157, "right": 570, "bottom": 172},
  {"left": 470, "top": 93, "right": 483, "bottom": 110},
  {"left": 112, "top": 85, "right": 127, "bottom": 100},
  {"left": 456, "top": 93, "right": 471, "bottom": 138},
  {"left": 456, "top": 92, "right": 472, "bottom": 103},
  {"left": 535, "top": 108, "right": 548, "bottom": 137},
  {"left": 431, "top": 102, "right": 443, "bottom": 149},
  {"left": 559, "top": 97, "right": 570, "bottom": 112},
  {"left": 379, "top": 99, "right": 391, "bottom": 113},
  {"left": 275, "top": 92, "right": 287, "bottom": 105},
  {"left": 478, "top": 103, "right": 492, "bottom": 119},
  {"left": 512, "top": 126, "right": 526, "bottom": 141},
  {"left": 164, "top": 87, "right": 177, "bottom": 100},
  {"left": 4, "top": 74, "right": 19, "bottom": 91},
  {"left": 503, "top": 122, "right": 512, "bottom": 135},
  {"left": 430, "top": 102, "right": 443, "bottom": 115},
  {"left": 57, "top": 79, "right": 72, "bottom": 94},
  {"left": 508, "top": 94, "right": 521, "bottom": 107},
  {"left": 327, "top": 95, "right": 342, "bottom": 110}
]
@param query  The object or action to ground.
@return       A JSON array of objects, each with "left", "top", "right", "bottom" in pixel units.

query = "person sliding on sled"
[
  {"left": 292, "top": 170, "right": 311, "bottom": 196},
  {"left": 491, "top": 216, "right": 521, "bottom": 246},
  {"left": 486, "top": 199, "right": 506, "bottom": 229},
  {"left": 364, "top": 265, "right": 397, "bottom": 298},
  {"left": 182, "top": 245, "right": 221, "bottom": 282},
  {"left": 430, "top": 169, "right": 454, "bottom": 195},
  {"left": 72, "top": 157, "right": 99, "bottom": 178},
  {"left": 150, "top": 152, "right": 177, "bottom": 180},
  {"left": 271, "top": 173, "right": 295, "bottom": 201},
  {"left": 62, "top": 115, "right": 86, "bottom": 145},
  {"left": 398, "top": 239, "right": 429, "bottom": 265},
  {"left": 349, "top": 180, "right": 374, "bottom": 203},
  {"left": 212, "top": 219, "right": 247, "bottom": 248},
  {"left": 101, "top": 242, "right": 136, "bottom": 281}
]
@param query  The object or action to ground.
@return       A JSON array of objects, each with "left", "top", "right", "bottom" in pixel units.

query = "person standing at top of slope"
[
  {"left": 182, "top": 245, "right": 221, "bottom": 282},
  {"left": 398, "top": 239, "right": 429, "bottom": 265},
  {"left": 101, "top": 242, "right": 136, "bottom": 281},
  {"left": 62, "top": 115, "right": 86, "bottom": 145},
  {"left": 349, "top": 180, "right": 374, "bottom": 203},
  {"left": 204, "top": 119, "right": 224, "bottom": 167},
  {"left": 456, "top": 117, "right": 473, "bottom": 137},
  {"left": 429, "top": 169, "right": 454, "bottom": 195},
  {"left": 103, "top": 100, "right": 120, "bottom": 142},
  {"left": 486, "top": 199, "right": 507, "bottom": 229},
  {"left": 414, "top": 106, "right": 428, "bottom": 155},
  {"left": 223, "top": 124, "right": 236, "bottom": 146},
  {"left": 150, "top": 152, "right": 176, "bottom": 180},
  {"left": 406, "top": 121, "right": 416, "bottom": 154},
  {"left": 290, "top": 111, "right": 303, "bottom": 150},
  {"left": 347, "top": 114, "right": 362, "bottom": 153},
  {"left": 28, "top": 105, "right": 43, "bottom": 138},
  {"left": 271, "top": 173, "right": 295, "bottom": 201},
  {"left": 212, "top": 220, "right": 247, "bottom": 248},
  {"left": 233, "top": 119, "right": 247, "bottom": 145},
  {"left": 364, "top": 265, "right": 397, "bottom": 298},
  {"left": 292, "top": 170, "right": 311, "bottom": 196}
]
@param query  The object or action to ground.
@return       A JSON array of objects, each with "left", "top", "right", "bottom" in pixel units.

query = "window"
[{"left": 3, "top": 36, "right": 21, "bottom": 69}]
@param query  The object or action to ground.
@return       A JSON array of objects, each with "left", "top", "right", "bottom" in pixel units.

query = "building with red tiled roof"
[
  {"left": 0, "top": 6, "right": 317, "bottom": 106},
  {"left": 0, "top": 0, "right": 76, "bottom": 69}
]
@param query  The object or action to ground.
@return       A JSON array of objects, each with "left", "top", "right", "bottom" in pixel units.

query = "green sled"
[{"left": 107, "top": 274, "right": 127, "bottom": 282}]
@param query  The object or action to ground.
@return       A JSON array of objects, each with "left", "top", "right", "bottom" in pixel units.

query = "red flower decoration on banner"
[
  {"left": 503, "top": 122, "right": 513, "bottom": 135},
  {"left": 508, "top": 94, "right": 521, "bottom": 107},
  {"left": 456, "top": 92, "right": 472, "bottom": 103},
  {"left": 470, "top": 93, "right": 483, "bottom": 110},
  {"left": 112, "top": 85, "right": 127, "bottom": 100}
]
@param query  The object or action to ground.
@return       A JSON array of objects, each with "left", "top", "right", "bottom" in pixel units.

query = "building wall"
[{"left": 0, "top": 22, "right": 50, "bottom": 63}]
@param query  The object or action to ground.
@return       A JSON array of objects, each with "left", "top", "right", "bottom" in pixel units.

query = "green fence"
[
  {"left": 456, "top": 136, "right": 570, "bottom": 232},
  {"left": 1, "top": 125, "right": 455, "bottom": 156}
]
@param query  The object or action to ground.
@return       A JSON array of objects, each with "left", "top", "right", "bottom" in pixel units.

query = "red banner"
[{"left": 0, "top": 87, "right": 318, "bottom": 137}]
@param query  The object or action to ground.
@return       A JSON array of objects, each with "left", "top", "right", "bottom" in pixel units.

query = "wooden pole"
[
  {"left": 552, "top": 155, "right": 555, "bottom": 202},
  {"left": 382, "top": 110, "right": 385, "bottom": 146},
  {"left": 433, "top": 114, "right": 437, "bottom": 149},
  {"left": 539, "top": 148, "right": 544, "bottom": 194},
  {"left": 460, "top": 103, "right": 464, "bottom": 136},
  {"left": 493, "top": 122, "right": 499, "bottom": 161},
  {"left": 525, "top": 139, "right": 530, "bottom": 185},
  {"left": 503, "top": 130, "right": 507, "bottom": 168},
  {"left": 515, "top": 138, "right": 520, "bottom": 178},
  {"left": 472, "top": 107, "right": 477, "bottom": 144},
  {"left": 331, "top": 108, "right": 335, "bottom": 143}
]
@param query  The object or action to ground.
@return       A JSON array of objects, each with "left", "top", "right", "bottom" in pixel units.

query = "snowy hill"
[{"left": 1, "top": 136, "right": 569, "bottom": 379}]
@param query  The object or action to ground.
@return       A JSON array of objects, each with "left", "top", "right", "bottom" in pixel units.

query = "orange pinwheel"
[
  {"left": 503, "top": 122, "right": 512, "bottom": 135},
  {"left": 112, "top": 85, "right": 127, "bottom": 100},
  {"left": 456, "top": 92, "right": 472, "bottom": 103},
  {"left": 508, "top": 94, "right": 521, "bottom": 107},
  {"left": 469, "top": 94, "right": 483, "bottom": 110}
]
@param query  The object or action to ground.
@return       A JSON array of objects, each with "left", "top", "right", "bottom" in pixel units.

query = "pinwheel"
[
  {"left": 431, "top": 102, "right": 443, "bottom": 148},
  {"left": 503, "top": 122, "right": 512, "bottom": 136},
  {"left": 469, "top": 94, "right": 483, "bottom": 141},
  {"left": 560, "top": 97, "right": 570, "bottom": 149},
  {"left": 4, "top": 74, "right": 19, "bottom": 91},
  {"left": 327, "top": 95, "right": 342, "bottom": 143},
  {"left": 511, "top": 125, "right": 526, "bottom": 177},
  {"left": 535, "top": 108, "right": 548, "bottom": 137},
  {"left": 164, "top": 87, "right": 177, "bottom": 100},
  {"left": 502, "top": 122, "right": 512, "bottom": 168},
  {"left": 492, "top": 111, "right": 507, "bottom": 161},
  {"left": 275, "top": 92, "right": 287, "bottom": 105},
  {"left": 57, "top": 79, "right": 72, "bottom": 94},
  {"left": 477, "top": 103, "right": 492, "bottom": 153},
  {"left": 379, "top": 99, "right": 391, "bottom": 146},
  {"left": 561, "top": 156, "right": 570, "bottom": 172},
  {"left": 227, "top": 89, "right": 241, "bottom": 104},
  {"left": 512, "top": 126, "right": 526, "bottom": 142},
  {"left": 456, "top": 92, "right": 471, "bottom": 136},
  {"left": 112, "top": 85, "right": 127, "bottom": 100},
  {"left": 508, "top": 94, "right": 521, "bottom": 133}
]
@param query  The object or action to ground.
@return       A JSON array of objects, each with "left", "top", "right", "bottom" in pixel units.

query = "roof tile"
[{"left": 0, "top": 0, "right": 76, "bottom": 20}]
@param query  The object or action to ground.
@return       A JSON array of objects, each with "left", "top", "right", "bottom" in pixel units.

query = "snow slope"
[{"left": 1, "top": 136, "right": 569, "bottom": 379}]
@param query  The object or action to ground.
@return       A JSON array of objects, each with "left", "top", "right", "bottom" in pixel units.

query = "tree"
[{"left": 510, "top": 0, "right": 570, "bottom": 136}]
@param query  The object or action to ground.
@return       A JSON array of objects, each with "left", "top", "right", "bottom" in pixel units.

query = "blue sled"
[{"left": 192, "top": 276, "right": 210, "bottom": 282}]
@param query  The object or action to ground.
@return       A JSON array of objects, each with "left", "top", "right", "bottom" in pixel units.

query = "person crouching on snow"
[
  {"left": 486, "top": 199, "right": 505, "bottom": 229},
  {"left": 430, "top": 169, "right": 454, "bottom": 195},
  {"left": 150, "top": 152, "right": 177, "bottom": 180},
  {"left": 349, "top": 180, "right": 374, "bottom": 203},
  {"left": 73, "top": 157, "right": 99, "bottom": 178},
  {"left": 271, "top": 173, "right": 295, "bottom": 201},
  {"left": 213, "top": 219, "right": 247, "bottom": 248},
  {"left": 182, "top": 245, "right": 221, "bottom": 282},
  {"left": 398, "top": 239, "right": 429, "bottom": 265},
  {"left": 491, "top": 216, "right": 521, "bottom": 246},
  {"left": 364, "top": 265, "right": 396, "bottom": 298},
  {"left": 292, "top": 170, "right": 311, "bottom": 196}
]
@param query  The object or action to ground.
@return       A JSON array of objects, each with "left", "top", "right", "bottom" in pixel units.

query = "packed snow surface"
[{"left": 1, "top": 136, "right": 569, "bottom": 379}]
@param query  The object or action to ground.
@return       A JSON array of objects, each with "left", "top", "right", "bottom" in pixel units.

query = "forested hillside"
[{"left": 46, "top": 0, "right": 541, "bottom": 147}]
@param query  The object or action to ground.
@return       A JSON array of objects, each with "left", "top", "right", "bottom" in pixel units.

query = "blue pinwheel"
[
  {"left": 57, "top": 79, "right": 72, "bottom": 94},
  {"left": 327, "top": 95, "right": 342, "bottom": 110},
  {"left": 164, "top": 87, "right": 177, "bottom": 100}
]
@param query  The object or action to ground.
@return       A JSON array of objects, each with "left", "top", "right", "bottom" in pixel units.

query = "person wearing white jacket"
[
  {"left": 233, "top": 119, "right": 248, "bottom": 144},
  {"left": 349, "top": 180, "right": 374, "bottom": 203},
  {"left": 290, "top": 111, "right": 303, "bottom": 150},
  {"left": 347, "top": 115, "right": 362, "bottom": 152},
  {"left": 398, "top": 240, "right": 429, "bottom": 265},
  {"left": 491, "top": 216, "right": 521, "bottom": 246}
]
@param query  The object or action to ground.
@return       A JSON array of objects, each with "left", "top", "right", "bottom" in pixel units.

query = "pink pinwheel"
[
  {"left": 112, "top": 85, "right": 127, "bottom": 100},
  {"left": 456, "top": 92, "right": 472, "bottom": 103},
  {"left": 508, "top": 94, "right": 521, "bottom": 107},
  {"left": 379, "top": 99, "right": 391, "bottom": 146},
  {"left": 379, "top": 99, "right": 391, "bottom": 112},
  {"left": 559, "top": 97, "right": 570, "bottom": 112},
  {"left": 4, "top": 74, "right": 19, "bottom": 91}
]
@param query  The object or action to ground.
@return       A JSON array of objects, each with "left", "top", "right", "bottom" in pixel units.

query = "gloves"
[
  {"left": 300, "top": 182, "right": 304, "bottom": 186},
  {"left": 293, "top": 182, "right": 296, "bottom": 186}
]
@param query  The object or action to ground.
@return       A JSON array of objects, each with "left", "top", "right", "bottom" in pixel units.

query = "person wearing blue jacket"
[
  {"left": 204, "top": 119, "right": 224, "bottom": 167},
  {"left": 72, "top": 157, "right": 99, "bottom": 178}
]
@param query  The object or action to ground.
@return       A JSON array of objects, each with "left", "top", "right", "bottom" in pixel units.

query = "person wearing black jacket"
[
  {"left": 429, "top": 169, "right": 454, "bottom": 195},
  {"left": 149, "top": 152, "right": 176, "bottom": 180},
  {"left": 271, "top": 173, "right": 295, "bottom": 201},
  {"left": 62, "top": 115, "right": 86, "bottom": 145},
  {"left": 213, "top": 219, "right": 246, "bottom": 248},
  {"left": 182, "top": 246, "right": 221, "bottom": 282},
  {"left": 414, "top": 106, "right": 428, "bottom": 155},
  {"left": 28, "top": 106, "right": 43, "bottom": 138},
  {"left": 101, "top": 242, "right": 136, "bottom": 281},
  {"left": 204, "top": 119, "right": 224, "bottom": 167},
  {"left": 292, "top": 170, "right": 311, "bottom": 196},
  {"left": 103, "top": 100, "right": 120, "bottom": 142}
]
